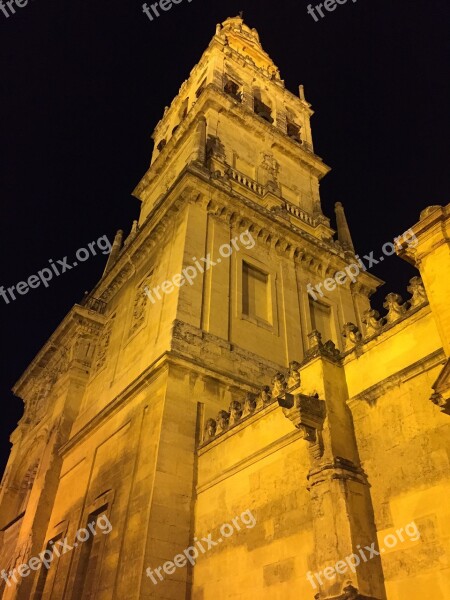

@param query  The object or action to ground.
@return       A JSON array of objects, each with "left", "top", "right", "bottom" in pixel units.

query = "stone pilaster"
[
  {"left": 274, "top": 344, "right": 386, "bottom": 600},
  {"left": 191, "top": 115, "right": 207, "bottom": 166}
]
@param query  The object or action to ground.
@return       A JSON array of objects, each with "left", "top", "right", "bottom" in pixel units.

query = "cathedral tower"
[{"left": 1, "top": 15, "right": 448, "bottom": 600}]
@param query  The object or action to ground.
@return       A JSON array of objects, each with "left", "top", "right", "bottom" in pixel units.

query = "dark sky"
[{"left": 0, "top": 0, "right": 449, "bottom": 472}]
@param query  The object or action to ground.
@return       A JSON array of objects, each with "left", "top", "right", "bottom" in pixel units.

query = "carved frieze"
[
  {"left": 129, "top": 274, "right": 153, "bottom": 337},
  {"left": 94, "top": 314, "right": 116, "bottom": 373}
]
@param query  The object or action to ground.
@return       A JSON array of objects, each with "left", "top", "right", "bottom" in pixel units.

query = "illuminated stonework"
[{"left": 0, "top": 16, "right": 449, "bottom": 600}]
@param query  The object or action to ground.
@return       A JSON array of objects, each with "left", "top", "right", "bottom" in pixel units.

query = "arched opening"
[{"left": 253, "top": 89, "right": 273, "bottom": 123}]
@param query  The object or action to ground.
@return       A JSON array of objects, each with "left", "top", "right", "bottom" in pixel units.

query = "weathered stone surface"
[{"left": 0, "top": 16, "right": 449, "bottom": 600}]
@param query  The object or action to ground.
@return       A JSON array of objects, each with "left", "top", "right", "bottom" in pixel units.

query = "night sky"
[{"left": 0, "top": 0, "right": 449, "bottom": 472}]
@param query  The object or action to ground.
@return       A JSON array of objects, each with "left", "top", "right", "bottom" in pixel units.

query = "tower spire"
[{"left": 334, "top": 202, "right": 355, "bottom": 253}]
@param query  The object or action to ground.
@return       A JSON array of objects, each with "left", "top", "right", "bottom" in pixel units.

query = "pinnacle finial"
[
  {"left": 239, "top": 10, "right": 244, "bottom": 19},
  {"left": 334, "top": 202, "right": 355, "bottom": 253},
  {"left": 103, "top": 229, "right": 123, "bottom": 276}
]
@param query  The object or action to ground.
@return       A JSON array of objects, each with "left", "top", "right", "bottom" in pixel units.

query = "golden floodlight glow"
[{"left": 0, "top": 16, "right": 449, "bottom": 600}]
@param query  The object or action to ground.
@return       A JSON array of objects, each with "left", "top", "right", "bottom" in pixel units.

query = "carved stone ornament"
[
  {"left": 407, "top": 276, "right": 427, "bottom": 308},
  {"left": 229, "top": 400, "right": 243, "bottom": 425},
  {"left": 255, "top": 385, "right": 272, "bottom": 410},
  {"left": 130, "top": 282, "right": 149, "bottom": 336},
  {"left": 287, "top": 361, "right": 301, "bottom": 390},
  {"left": 342, "top": 322, "right": 362, "bottom": 351},
  {"left": 313, "top": 579, "right": 379, "bottom": 600},
  {"left": 216, "top": 410, "right": 230, "bottom": 434},
  {"left": 278, "top": 393, "right": 326, "bottom": 455},
  {"left": 362, "top": 308, "right": 384, "bottom": 337},
  {"left": 271, "top": 373, "right": 287, "bottom": 399},
  {"left": 242, "top": 392, "right": 257, "bottom": 417},
  {"left": 95, "top": 315, "right": 116, "bottom": 373},
  {"left": 73, "top": 334, "right": 95, "bottom": 367},
  {"left": 303, "top": 330, "right": 341, "bottom": 364},
  {"left": 260, "top": 152, "right": 279, "bottom": 179},
  {"left": 383, "top": 293, "right": 406, "bottom": 324},
  {"left": 204, "top": 418, "right": 217, "bottom": 440}
]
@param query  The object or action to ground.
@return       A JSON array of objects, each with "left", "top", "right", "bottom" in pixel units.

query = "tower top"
[
  {"left": 134, "top": 15, "right": 333, "bottom": 234},
  {"left": 215, "top": 15, "right": 280, "bottom": 79}
]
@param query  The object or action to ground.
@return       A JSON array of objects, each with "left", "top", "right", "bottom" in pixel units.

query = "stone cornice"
[
  {"left": 189, "top": 170, "right": 380, "bottom": 290},
  {"left": 111, "top": 165, "right": 382, "bottom": 305},
  {"left": 171, "top": 320, "right": 283, "bottom": 384},
  {"left": 79, "top": 161, "right": 382, "bottom": 325}
]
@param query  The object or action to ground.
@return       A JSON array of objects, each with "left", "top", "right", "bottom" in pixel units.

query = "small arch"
[
  {"left": 224, "top": 78, "right": 242, "bottom": 102},
  {"left": 253, "top": 89, "right": 273, "bottom": 123}
]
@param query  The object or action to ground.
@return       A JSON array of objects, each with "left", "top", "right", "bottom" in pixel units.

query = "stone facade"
[{"left": 0, "top": 15, "right": 449, "bottom": 600}]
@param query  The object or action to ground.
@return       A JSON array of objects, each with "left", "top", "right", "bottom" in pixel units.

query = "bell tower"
[
  {"left": 137, "top": 16, "right": 330, "bottom": 226},
  {"left": 0, "top": 16, "right": 385, "bottom": 600},
  {"left": 133, "top": 14, "right": 380, "bottom": 366}
]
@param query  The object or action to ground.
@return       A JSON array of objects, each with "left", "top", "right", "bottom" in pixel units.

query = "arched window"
[
  {"left": 224, "top": 78, "right": 242, "bottom": 102},
  {"left": 195, "top": 78, "right": 206, "bottom": 98},
  {"left": 253, "top": 93, "right": 273, "bottom": 123},
  {"left": 287, "top": 121, "right": 301, "bottom": 142}
]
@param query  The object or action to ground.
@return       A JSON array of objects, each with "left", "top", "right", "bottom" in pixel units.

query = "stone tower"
[{"left": 1, "top": 16, "right": 449, "bottom": 600}]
